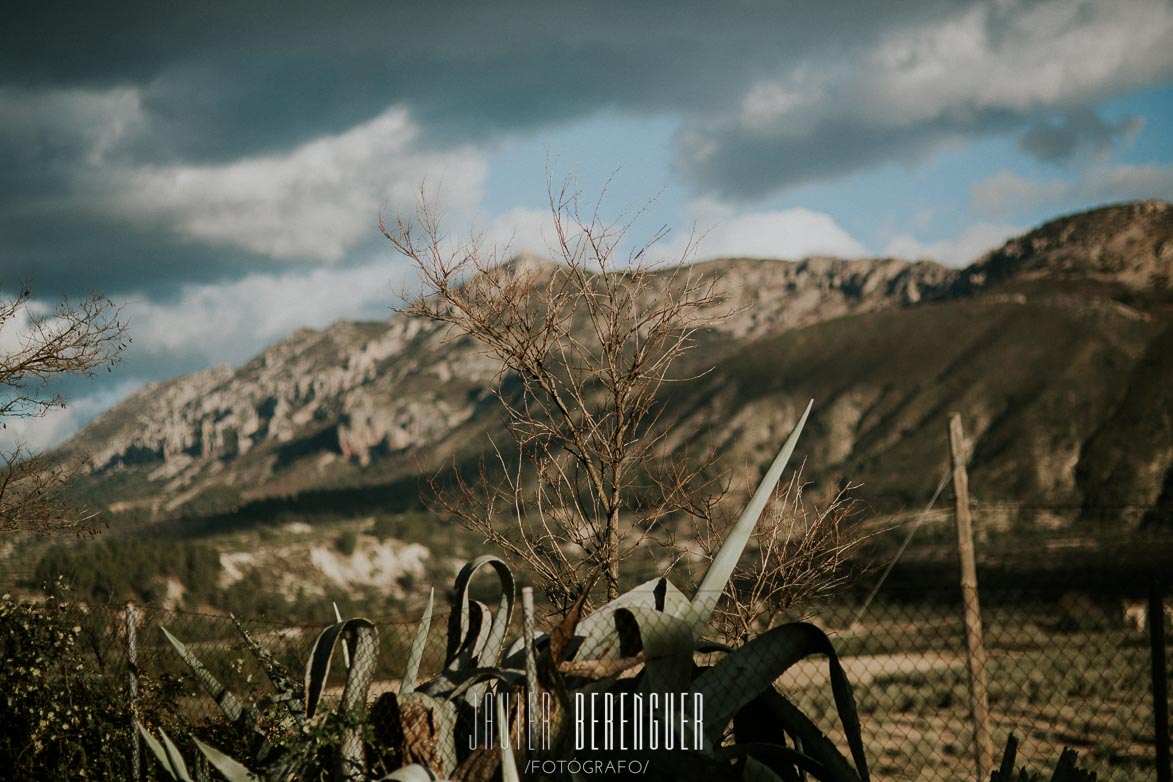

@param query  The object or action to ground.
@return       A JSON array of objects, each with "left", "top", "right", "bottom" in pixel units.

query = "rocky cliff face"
[
  {"left": 58, "top": 201, "right": 1173, "bottom": 529},
  {"left": 958, "top": 200, "right": 1173, "bottom": 292}
]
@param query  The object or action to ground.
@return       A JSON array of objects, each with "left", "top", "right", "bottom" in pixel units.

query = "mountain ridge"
[{"left": 57, "top": 200, "right": 1173, "bottom": 531}]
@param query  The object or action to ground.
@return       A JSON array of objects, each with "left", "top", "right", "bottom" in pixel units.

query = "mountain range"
[{"left": 56, "top": 200, "right": 1173, "bottom": 536}]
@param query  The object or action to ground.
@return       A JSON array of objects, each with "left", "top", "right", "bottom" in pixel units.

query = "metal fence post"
[
  {"left": 126, "top": 601, "right": 141, "bottom": 782},
  {"left": 1151, "top": 580, "right": 1170, "bottom": 782},
  {"left": 948, "top": 413, "right": 993, "bottom": 780}
]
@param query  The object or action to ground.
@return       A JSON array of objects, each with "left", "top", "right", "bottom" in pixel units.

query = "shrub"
[
  {"left": 0, "top": 593, "right": 130, "bottom": 780},
  {"left": 335, "top": 529, "right": 358, "bottom": 556},
  {"left": 33, "top": 538, "right": 222, "bottom": 606}
]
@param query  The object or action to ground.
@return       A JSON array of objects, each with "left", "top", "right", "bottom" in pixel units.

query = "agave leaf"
[
  {"left": 573, "top": 577, "right": 690, "bottom": 661},
  {"left": 402, "top": 587, "right": 435, "bottom": 695},
  {"left": 616, "top": 607, "right": 694, "bottom": 696},
  {"left": 445, "top": 555, "right": 515, "bottom": 669},
  {"left": 137, "top": 722, "right": 180, "bottom": 781},
  {"left": 229, "top": 614, "right": 304, "bottom": 723},
  {"left": 159, "top": 728, "right": 195, "bottom": 782},
  {"left": 449, "top": 670, "right": 527, "bottom": 701},
  {"left": 689, "top": 400, "right": 812, "bottom": 636},
  {"left": 503, "top": 631, "right": 548, "bottom": 666},
  {"left": 751, "top": 690, "right": 865, "bottom": 782},
  {"left": 337, "top": 621, "right": 379, "bottom": 781},
  {"left": 193, "top": 738, "right": 260, "bottom": 782},
  {"left": 608, "top": 606, "right": 702, "bottom": 750},
  {"left": 460, "top": 601, "right": 493, "bottom": 665},
  {"left": 161, "top": 626, "right": 244, "bottom": 724},
  {"left": 304, "top": 618, "right": 378, "bottom": 719},
  {"left": 333, "top": 602, "right": 350, "bottom": 669},
  {"left": 691, "top": 621, "right": 868, "bottom": 781}
]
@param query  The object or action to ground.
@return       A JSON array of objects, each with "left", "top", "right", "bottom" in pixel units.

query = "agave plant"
[{"left": 146, "top": 400, "right": 870, "bottom": 782}]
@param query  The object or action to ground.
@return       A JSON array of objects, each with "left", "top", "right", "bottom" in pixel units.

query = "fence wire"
[{"left": 45, "top": 568, "right": 1167, "bottom": 782}]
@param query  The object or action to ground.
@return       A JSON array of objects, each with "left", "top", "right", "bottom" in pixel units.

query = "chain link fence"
[{"left": 56, "top": 564, "right": 1168, "bottom": 782}]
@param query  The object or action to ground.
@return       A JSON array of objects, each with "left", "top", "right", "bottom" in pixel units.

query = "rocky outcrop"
[{"left": 958, "top": 200, "right": 1173, "bottom": 292}]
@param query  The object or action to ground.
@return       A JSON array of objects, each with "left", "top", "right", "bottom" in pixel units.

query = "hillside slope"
[{"left": 56, "top": 200, "right": 1173, "bottom": 532}]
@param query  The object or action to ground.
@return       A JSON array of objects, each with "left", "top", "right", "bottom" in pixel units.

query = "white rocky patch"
[
  {"left": 309, "top": 539, "right": 429, "bottom": 594},
  {"left": 219, "top": 551, "right": 257, "bottom": 587}
]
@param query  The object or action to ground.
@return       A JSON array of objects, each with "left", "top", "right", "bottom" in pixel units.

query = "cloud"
[
  {"left": 676, "top": 0, "right": 1173, "bottom": 197},
  {"left": 973, "top": 165, "right": 1173, "bottom": 218},
  {"left": 0, "top": 87, "right": 488, "bottom": 295},
  {"left": 478, "top": 207, "right": 559, "bottom": 259},
  {"left": 1018, "top": 110, "right": 1144, "bottom": 164},
  {"left": 0, "top": 378, "right": 145, "bottom": 453},
  {"left": 972, "top": 172, "right": 1070, "bottom": 218},
  {"left": 110, "top": 107, "right": 486, "bottom": 263},
  {"left": 884, "top": 222, "right": 1023, "bottom": 266},
  {"left": 4, "top": 1, "right": 1170, "bottom": 214},
  {"left": 1078, "top": 163, "right": 1173, "bottom": 203},
  {"left": 126, "top": 259, "right": 403, "bottom": 367},
  {"left": 665, "top": 201, "right": 866, "bottom": 261},
  {"left": 0, "top": 86, "right": 146, "bottom": 175}
]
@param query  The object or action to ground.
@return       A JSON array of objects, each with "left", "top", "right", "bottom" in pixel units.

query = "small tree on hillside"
[
  {"left": 0, "top": 287, "right": 127, "bottom": 537},
  {"left": 384, "top": 180, "right": 729, "bottom": 607}
]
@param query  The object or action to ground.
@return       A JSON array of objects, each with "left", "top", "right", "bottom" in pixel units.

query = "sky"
[{"left": 2, "top": 0, "right": 1172, "bottom": 451}]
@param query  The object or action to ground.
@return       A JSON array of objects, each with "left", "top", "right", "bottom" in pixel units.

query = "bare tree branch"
[
  {"left": 0, "top": 286, "right": 128, "bottom": 537},
  {"left": 384, "top": 179, "right": 729, "bottom": 608}
]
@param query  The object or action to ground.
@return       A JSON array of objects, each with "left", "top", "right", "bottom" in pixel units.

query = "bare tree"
[
  {"left": 383, "top": 180, "right": 732, "bottom": 608},
  {"left": 692, "top": 467, "right": 869, "bottom": 645},
  {"left": 0, "top": 287, "right": 128, "bottom": 537}
]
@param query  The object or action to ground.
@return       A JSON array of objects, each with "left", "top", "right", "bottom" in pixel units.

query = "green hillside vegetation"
[
  {"left": 713, "top": 293, "right": 1164, "bottom": 517},
  {"left": 35, "top": 539, "right": 221, "bottom": 605}
]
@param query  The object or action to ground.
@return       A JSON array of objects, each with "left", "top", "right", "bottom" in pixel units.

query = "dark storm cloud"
[
  {"left": 2, "top": 0, "right": 1171, "bottom": 295},
  {"left": 1019, "top": 110, "right": 1145, "bottom": 164},
  {"left": 0, "top": 209, "right": 279, "bottom": 296},
  {"left": 0, "top": 0, "right": 930, "bottom": 296},
  {"left": 2, "top": 1, "right": 917, "bottom": 161}
]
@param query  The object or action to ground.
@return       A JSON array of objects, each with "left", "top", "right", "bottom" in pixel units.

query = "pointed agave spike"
[
  {"left": 229, "top": 614, "right": 303, "bottom": 722},
  {"left": 159, "top": 728, "right": 195, "bottom": 782},
  {"left": 333, "top": 602, "right": 350, "bottom": 669},
  {"left": 402, "top": 588, "right": 434, "bottom": 695},
  {"left": 689, "top": 400, "right": 812, "bottom": 636},
  {"left": 161, "top": 626, "right": 243, "bottom": 723},
  {"left": 193, "top": 738, "right": 260, "bottom": 782},
  {"left": 137, "top": 722, "right": 179, "bottom": 780}
]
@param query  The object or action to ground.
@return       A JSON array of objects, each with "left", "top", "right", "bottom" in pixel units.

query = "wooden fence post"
[
  {"left": 126, "top": 600, "right": 141, "bottom": 782},
  {"left": 948, "top": 413, "right": 994, "bottom": 779}
]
